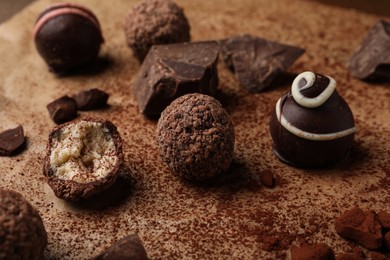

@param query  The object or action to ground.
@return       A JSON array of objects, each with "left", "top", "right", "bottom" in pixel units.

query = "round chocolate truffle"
[
  {"left": 34, "top": 3, "right": 104, "bottom": 73},
  {"left": 157, "top": 94, "right": 235, "bottom": 180},
  {"left": 44, "top": 118, "right": 123, "bottom": 201},
  {"left": 269, "top": 71, "right": 356, "bottom": 167},
  {"left": 0, "top": 189, "right": 47, "bottom": 259},
  {"left": 124, "top": 0, "right": 191, "bottom": 62}
]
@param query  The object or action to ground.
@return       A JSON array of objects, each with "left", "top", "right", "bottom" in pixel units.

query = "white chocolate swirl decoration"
[
  {"left": 275, "top": 71, "right": 356, "bottom": 141},
  {"left": 291, "top": 71, "right": 336, "bottom": 108}
]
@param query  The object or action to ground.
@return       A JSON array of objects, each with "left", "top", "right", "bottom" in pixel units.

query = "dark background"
[{"left": 0, "top": 0, "right": 390, "bottom": 23}]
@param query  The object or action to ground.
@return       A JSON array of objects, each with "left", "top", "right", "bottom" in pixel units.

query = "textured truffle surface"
[
  {"left": 44, "top": 118, "right": 123, "bottom": 201},
  {"left": 157, "top": 94, "right": 234, "bottom": 180},
  {"left": 0, "top": 189, "right": 47, "bottom": 260},
  {"left": 124, "top": 0, "right": 191, "bottom": 62},
  {"left": 93, "top": 234, "right": 149, "bottom": 260}
]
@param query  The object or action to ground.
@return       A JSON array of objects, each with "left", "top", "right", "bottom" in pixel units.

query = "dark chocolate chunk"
[
  {"left": 221, "top": 34, "right": 304, "bottom": 92},
  {"left": 348, "top": 20, "right": 390, "bottom": 80},
  {"left": 73, "top": 88, "right": 109, "bottom": 110},
  {"left": 269, "top": 71, "right": 355, "bottom": 167},
  {"left": 0, "top": 189, "right": 47, "bottom": 260},
  {"left": 34, "top": 3, "right": 104, "bottom": 73},
  {"left": 335, "top": 207, "right": 382, "bottom": 250},
  {"left": 0, "top": 126, "right": 25, "bottom": 156},
  {"left": 134, "top": 41, "right": 219, "bottom": 116},
  {"left": 157, "top": 94, "right": 235, "bottom": 181},
  {"left": 124, "top": 0, "right": 191, "bottom": 62},
  {"left": 290, "top": 244, "right": 335, "bottom": 260},
  {"left": 47, "top": 95, "right": 78, "bottom": 124},
  {"left": 44, "top": 118, "right": 123, "bottom": 201},
  {"left": 92, "top": 234, "right": 148, "bottom": 260}
]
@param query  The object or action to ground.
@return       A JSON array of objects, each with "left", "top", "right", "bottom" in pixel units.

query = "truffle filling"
[{"left": 49, "top": 121, "right": 118, "bottom": 183}]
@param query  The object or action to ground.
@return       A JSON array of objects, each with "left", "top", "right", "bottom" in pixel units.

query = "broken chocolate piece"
[
  {"left": 133, "top": 41, "right": 219, "bottom": 116},
  {"left": 0, "top": 126, "right": 25, "bottom": 156},
  {"left": 348, "top": 20, "right": 390, "bottom": 80},
  {"left": 47, "top": 95, "right": 78, "bottom": 124},
  {"left": 335, "top": 207, "right": 382, "bottom": 250},
  {"left": 93, "top": 234, "right": 148, "bottom": 260},
  {"left": 221, "top": 34, "right": 304, "bottom": 92},
  {"left": 377, "top": 211, "right": 390, "bottom": 229},
  {"left": 44, "top": 118, "right": 123, "bottom": 201},
  {"left": 290, "top": 244, "right": 335, "bottom": 260},
  {"left": 73, "top": 88, "right": 109, "bottom": 110}
]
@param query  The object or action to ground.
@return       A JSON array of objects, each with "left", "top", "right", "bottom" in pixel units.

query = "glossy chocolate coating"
[
  {"left": 269, "top": 72, "right": 355, "bottom": 167},
  {"left": 34, "top": 4, "right": 103, "bottom": 73}
]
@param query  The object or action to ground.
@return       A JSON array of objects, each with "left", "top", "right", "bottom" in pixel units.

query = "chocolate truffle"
[
  {"left": 34, "top": 3, "right": 104, "bottom": 73},
  {"left": 269, "top": 71, "right": 355, "bottom": 167},
  {"left": 221, "top": 34, "right": 304, "bottom": 92},
  {"left": 93, "top": 234, "right": 149, "bottom": 260},
  {"left": 0, "top": 189, "right": 47, "bottom": 260},
  {"left": 44, "top": 118, "right": 123, "bottom": 201},
  {"left": 134, "top": 41, "right": 220, "bottom": 116},
  {"left": 124, "top": 0, "right": 191, "bottom": 62},
  {"left": 348, "top": 20, "right": 390, "bottom": 80},
  {"left": 157, "top": 94, "right": 234, "bottom": 181}
]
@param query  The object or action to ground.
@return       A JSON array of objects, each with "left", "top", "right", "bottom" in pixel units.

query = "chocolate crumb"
[
  {"left": 73, "top": 88, "right": 109, "bottom": 110},
  {"left": 259, "top": 170, "right": 275, "bottom": 188},
  {"left": 335, "top": 207, "right": 382, "bottom": 250},
  {"left": 46, "top": 95, "right": 78, "bottom": 124},
  {"left": 290, "top": 243, "right": 335, "bottom": 260},
  {"left": 92, "top": 234, "right": 148, "bottom": 260},
  {"left": 0, "top": 126, "right": 25, "bottom": 156}
]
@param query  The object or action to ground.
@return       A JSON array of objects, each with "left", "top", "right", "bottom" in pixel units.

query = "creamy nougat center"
[{"left": 49, "top": 121, "right": 118, "bottom": 183}]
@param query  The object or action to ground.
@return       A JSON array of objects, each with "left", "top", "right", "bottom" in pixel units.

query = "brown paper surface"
[{"left": 0, "top": 0, "right": 389, "bottom": 259}]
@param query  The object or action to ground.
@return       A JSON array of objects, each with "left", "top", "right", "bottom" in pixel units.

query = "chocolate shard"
[
  {"left": 348, "top": 20, "right": 390, "bottom": 80},
  {"left": 92, "top": 234, "right": 148, "bottom": 260},
  {"left": 133, "top": 41, "right": 220, "bottom": 116},
  {"left": 0, "top": 126, "right": 25, "bottom": 156},
  {"left": 221, "top": 34, "right": 304, "bottom": 92},
  {"left": 73, "top": 88, "right": 109, "bottom": 110},
  {"left": 290, "top": 243, "right": 335, "bottom": 260},
  {"left": 46, "top": 95, "right": 78, "bottom": 124},
  {"left": 335, "top": 207, "right": 382, "bottom": 250}
]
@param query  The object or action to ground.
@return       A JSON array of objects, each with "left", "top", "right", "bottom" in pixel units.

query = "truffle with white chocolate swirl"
[{"left": 269, "top": 71, "right": 355, "bottom": 167}]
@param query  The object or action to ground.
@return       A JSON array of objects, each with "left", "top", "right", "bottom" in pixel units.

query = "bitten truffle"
[
  {"left": 0, "top": 189, "right": 47, "bottom": 260},
  {"left": 157, "top": 94, "right": 235, "bottom": 180},
  {"left": 34, "top": 3, "right": 104, "bottom": 73},
  {"left": 269, "top": 71, "right": 355, "bottom": 167},
  {"left": 124, "top": 0, "right": 191, "bottom": 62},
  {"left": 93, "top": 234, "right": 149, "bottom": 260},
  {"left": 44, "top": 118, "right": 123, "bottom": 201}
]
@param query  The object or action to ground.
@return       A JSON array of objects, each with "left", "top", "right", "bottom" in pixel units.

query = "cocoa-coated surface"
[
  {"left": 0, "top": 0, "right": 389, "bottom": 259},
  {"left": 0, "top": 189, "right": 47, "bottom": 260}
]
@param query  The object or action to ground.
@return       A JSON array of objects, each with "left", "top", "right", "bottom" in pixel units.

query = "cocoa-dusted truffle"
[
  {"left": 93, "top": 234, "right": 149, "bottom": 260},
  {"left": 157, "top": 94, "right": 235, "bottom": 181},
  {"left": 0, "top": 189, "right": 47, "bottom": 259},
  {"left": 269, "top": 71, "right": 355, "bottom": 167},
  {"left": 34, "top": 3, "right": 104, "bottom": 73},
  {"left": 124, "top": 0, "right": 191, "bottom": 62},
  {"left": 44, "top": 118, "right": 123, "bottom": 201}
]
